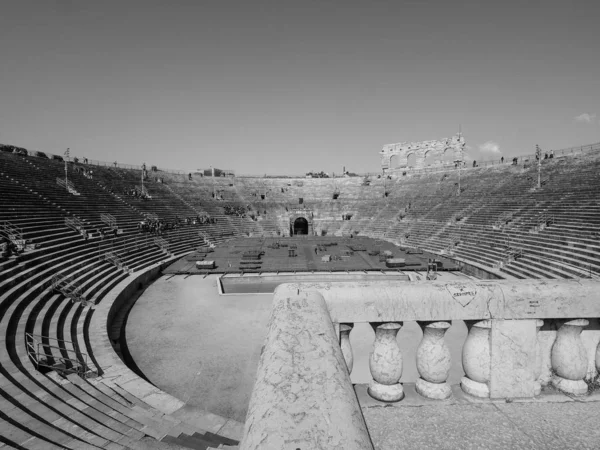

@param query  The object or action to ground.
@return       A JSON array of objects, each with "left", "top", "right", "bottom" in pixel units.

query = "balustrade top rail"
[{"left": 274, "top": 279, "right": 599, "bottom": 322}]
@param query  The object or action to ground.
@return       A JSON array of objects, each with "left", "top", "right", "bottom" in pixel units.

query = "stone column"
[
  {"left": 368, "top": 322, "right": 404, "bottom": 402},
  {"left": 534, "top": 319, "right": 544, "bottom": 396},
  {"left": 339, "top": 323, "right": 354, "bottom": 374},
  {"left": 461, "top": 319, "right": 491, "bottom": 398},
  {"left": 416, "top": 321, "right": 452, "bottom": 400},
  {"left": 551, "top": 319, "right": 589, "bottom": 395}
]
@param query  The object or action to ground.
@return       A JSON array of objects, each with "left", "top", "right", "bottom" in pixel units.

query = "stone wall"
[{"left": 380, "top": 133, "right": 466, "bottom": 171}]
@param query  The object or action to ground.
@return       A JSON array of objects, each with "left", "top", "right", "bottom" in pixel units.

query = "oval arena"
[{"left": 1, "top": 143, "right": 600, "bottom": 449}]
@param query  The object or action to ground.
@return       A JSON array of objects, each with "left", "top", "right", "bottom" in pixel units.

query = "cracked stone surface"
[
  {"left": 363, "top": 401, "right": 600, "bottom": 450},
  {"left": 241, "top": 291, "right": 372, "bottom": 450}
]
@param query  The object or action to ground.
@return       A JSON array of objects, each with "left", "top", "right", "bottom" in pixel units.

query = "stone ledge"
[{"left": 355, "top": 382, "right": 597, "bottom": 409}]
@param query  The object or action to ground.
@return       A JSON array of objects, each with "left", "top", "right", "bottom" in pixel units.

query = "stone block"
[{"left": 490, "top": 319, "right": 537, "bottom": 398}]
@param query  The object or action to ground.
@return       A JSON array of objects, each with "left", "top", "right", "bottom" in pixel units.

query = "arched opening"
[
  {"left": 390, "top": 154, "right": 401, "bottom": 169},
  {"left": 293, "top": 217, "right": 309, "bottom": 235},
  {"left": 424, "top": 150, "right": 436, "bottom": 166},
  {"left": 406, "top": 153, "right": 417, "bottom": 167},
  {"left": 443, "top": 148, "right": 455, "bottom": 164}
]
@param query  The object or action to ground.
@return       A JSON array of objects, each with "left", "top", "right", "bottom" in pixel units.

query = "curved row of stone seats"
[
  {"left": 1, "top": 246, "right": 139, "bottom": 447},
  {"left": 89, "top": 165, "right": 209, "bottom": 222},
  {"left": 0, "top": 153, "right": 243, "bottom": 447},
  {"left": 0, "top": 153, "right": 143, "bottom": 235},
  {"left": 1, "top": 235, "right": 239, "bottom": 448},
  {"left": 84, "top": 259, "right": 242, "bottom": 448},
  {"left": 1, "top": 150, "right": 215, "bottom": 262}
]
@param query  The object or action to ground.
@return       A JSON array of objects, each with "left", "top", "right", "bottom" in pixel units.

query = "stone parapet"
[
  {"left": 240, "top": 291, "right": 373, "bottom": 450},
  {"left": 241, "top": 280, "right": 600, "bottom": 449}
]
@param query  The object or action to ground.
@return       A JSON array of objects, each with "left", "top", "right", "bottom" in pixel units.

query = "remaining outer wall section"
[{"left": 380, "top": 133, "right": 466, "bottom": 170}]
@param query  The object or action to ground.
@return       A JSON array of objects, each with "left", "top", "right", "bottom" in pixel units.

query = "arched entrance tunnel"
[{"left": 293, "top": 217, "right": 309, "bottom": 235}]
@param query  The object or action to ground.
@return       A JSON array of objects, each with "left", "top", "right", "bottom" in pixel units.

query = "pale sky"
[{"left": 1, "top": 0, "right": 599, "bottom": 175}]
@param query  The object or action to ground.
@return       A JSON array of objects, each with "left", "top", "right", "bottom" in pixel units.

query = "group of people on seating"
[
  {"left": 0, "top": 236, "right": 23, "bottom": 259},
  {"left": 178, "top": 214, "right": 217, "bottom": 225},
  {"left": 138, "top": 219, "right": 169, "bottom": 235},
  {"left": 137, "top": 214, "right": 217, "bottom": 235},
  {"left": 123, "top": 187, "right": 151, "bottom": 200},
  {"left": 223, "top": 203, "right": 248, "bottom": 217}
]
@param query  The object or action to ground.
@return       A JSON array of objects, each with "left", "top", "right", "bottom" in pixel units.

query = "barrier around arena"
[{"left": 241, "top": 279, "right": 600, "bottom": 450}]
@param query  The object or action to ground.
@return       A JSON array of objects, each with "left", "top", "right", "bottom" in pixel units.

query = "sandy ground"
[
  {"left": 126, "top": 274, "right": 469, "bottom": 423},
  {"left": 126, "top": 274, "right": 273, "bottom": 422}
]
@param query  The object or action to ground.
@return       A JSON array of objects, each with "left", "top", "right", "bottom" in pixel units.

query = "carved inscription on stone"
[{"left": 446, "top": 283, "right": 477, "bottom": 307}]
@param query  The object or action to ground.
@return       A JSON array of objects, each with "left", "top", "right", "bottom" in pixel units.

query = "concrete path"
[{"left": 359, "top": 383, "right": 600, "bottom": 449}]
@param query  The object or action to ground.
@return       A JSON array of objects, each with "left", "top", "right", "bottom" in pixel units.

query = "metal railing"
[
  {"left": 0, "top": 220, "right": 23, "bottom": 242},
  {"left": 51, "top": 273, "right": 88, "bottom": 304},
  {"left": 154, "top": 236, "right": 170, "bottom": 252},
  {"left": 102, "top": 251, "right": 128, "bottom": 272},
  {"left": 100, "top": 213, "right": 117, "bottom": 230},
  {"left": 65, "top": 216, "right": 85, "bottom": 234},
  {"left": 26, "top": 333, "right": 94, "bottom": 378},
  {"left": 56, "top": 177, "right": 80, "bottom": 195}
]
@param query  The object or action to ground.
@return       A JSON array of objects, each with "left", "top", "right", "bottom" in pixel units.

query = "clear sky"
[{"left": 1, "top": 0, "right": 599, "bottom": 175}]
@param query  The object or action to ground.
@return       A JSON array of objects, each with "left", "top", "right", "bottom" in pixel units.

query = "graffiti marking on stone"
[{"left": 446, "top": 284, "right": 477, "bottom": 307}]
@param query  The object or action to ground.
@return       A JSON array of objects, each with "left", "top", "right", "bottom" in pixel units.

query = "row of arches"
[{"left": 390, "top": 148, "right": 457, "bottom": 169}]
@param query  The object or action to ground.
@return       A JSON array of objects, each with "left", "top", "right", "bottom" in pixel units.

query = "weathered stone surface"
[
  {"left": 240, "top": 291, "right": 373, "bottom": 450},
  {"left": 461, "top": 320, "right": 492, "bottom": 398},
  {"left": 274, "top": 279, "right": 600, "bottom": 322},
  {"left": 416, "top": 321, "right": 452, "bottom": 400},
  {"left": 368, "top": 322, "right": 404, "bottom": 402},
  {"left": 551, "top": 319, "right": 589, "bottom": 395},
  {"left": 380, "top": 133, "right": 465, "bottom": 170},
  {"left": 490, "top": 319, "right": 537, "bottom": 399},
  {"left": 339, "top": 323, "right": 354, "bottom": 374}
]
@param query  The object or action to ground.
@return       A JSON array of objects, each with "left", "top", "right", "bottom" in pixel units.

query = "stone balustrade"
[{"left": 240, "top": 280, "right": 600, "bottom": 450}]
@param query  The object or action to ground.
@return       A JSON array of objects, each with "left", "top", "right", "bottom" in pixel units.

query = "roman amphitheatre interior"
[{"left": 1, "top": 141, "right": 599, "bottom": 450}]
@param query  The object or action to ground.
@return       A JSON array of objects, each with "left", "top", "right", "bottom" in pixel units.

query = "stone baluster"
[
  {"left": 551, "top": 319, "right": 589, "bottom": 395},
  {"left": 534, "top": 319, "right": 544, "bottom": 396},
  {"left": 461, "top": 319, "right": 491, "bottom": 398},
  {"left": 596, "top": 339, "right": 600, "bottom": 380},
  {"left": 581, "top": 318, "right": 600, "bottom": 381},
  {"left": 368, "top": 322, "right": 404, "bottom": 402},
  {"left": 339, "top": 323, "right": 354, "bottom": 374},
  {"left": 416, "top": 321, "right": 452, "bottom": 400}
]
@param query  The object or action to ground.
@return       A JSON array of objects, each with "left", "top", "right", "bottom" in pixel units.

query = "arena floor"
[
  {"left": 164, "top": 236, "right": 460, "bottom": 274},
  {"left": 126, "top": 271, "right": 471, "bottom": 423}
]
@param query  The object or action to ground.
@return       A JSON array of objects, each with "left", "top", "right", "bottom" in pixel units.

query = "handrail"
[
  {"left": 154, "top": 236, "right": 170, "bottom": 252},
  {"left": 100, "top": 213, "right": 117, "bottom": 229},
  {"left": 51, "top": 273, "right": 89, "bottom": 304},
  {"left": 25, "top": 332, "right": 94, "bottom": 378},
  {"left": 0, "top": 220, "right": 23, "bottom": 241}
]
